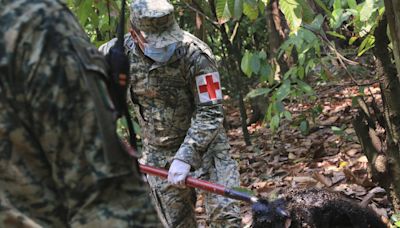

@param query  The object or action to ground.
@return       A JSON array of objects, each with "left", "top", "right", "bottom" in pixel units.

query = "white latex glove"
[{"left": 168, "top": 159, "right": 191, "bottom": 188}]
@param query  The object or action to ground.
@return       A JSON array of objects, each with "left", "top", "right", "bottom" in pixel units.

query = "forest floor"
[{"left": 195, "top": 63, "right": 394, "bottom": 227}]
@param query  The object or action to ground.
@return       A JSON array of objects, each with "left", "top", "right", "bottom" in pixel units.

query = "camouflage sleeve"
[
  {"left": 173, "top": 47, "right": 225, "bottom": 169},
  {"left": 98, "top": 34, "right": 133, "bottom": 56},
  {"left": 13, "top": 7, "right": 135, "bottom": 191},
  {"left": 98, "top": 38, "right": 117, "bottom": 55}
]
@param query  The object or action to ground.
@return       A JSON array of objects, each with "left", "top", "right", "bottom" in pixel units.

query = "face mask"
[{"left": 143, "top": 42, "right": 177, "bottom": 63}]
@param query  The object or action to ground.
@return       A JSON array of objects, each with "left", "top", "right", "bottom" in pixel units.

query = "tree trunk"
[
  {"left": 353, "top": 14, "right": 400, "bottom": 213},
  {"left": 265, "top": 0, "right": 289, "bottom": 74},
  {"left": 384, "top": 0, "right": 400, "bottom": 80},
  {"left": 381, "top": 1, "right": 400, "bottom": 212}
]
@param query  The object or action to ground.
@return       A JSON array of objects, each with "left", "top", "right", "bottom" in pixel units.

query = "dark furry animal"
[{"left": 252, "top": 188, "right": 386, "bottom": 228}]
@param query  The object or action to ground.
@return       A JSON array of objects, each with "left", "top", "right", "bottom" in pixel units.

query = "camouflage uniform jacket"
[
  {"left": 130, "top": 32, "right": 231, "bottom": 169},
  {"left": 101, "top": 32, "right": 230, "bottom": 169},
  {"left": 0, "top": 0, "right": 142, "bottom": 226}
]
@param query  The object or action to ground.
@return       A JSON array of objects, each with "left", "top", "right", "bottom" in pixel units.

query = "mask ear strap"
[{"left": 129, "top": 28, "right": 146, "bottom": 52}]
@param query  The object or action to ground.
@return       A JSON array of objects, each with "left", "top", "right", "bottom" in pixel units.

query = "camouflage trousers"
[
  {"left": 145, "top": 148, "right": 241, "bottom": 228},
  {"left": 0, "top": 175, "right": 162, "bottom": 228}
]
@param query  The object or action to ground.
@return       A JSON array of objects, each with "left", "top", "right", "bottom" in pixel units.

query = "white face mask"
[{"left": 143, "top": 42, "right": 177, "bottom": 63}]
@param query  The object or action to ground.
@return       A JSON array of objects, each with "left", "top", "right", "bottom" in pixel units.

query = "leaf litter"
[{"left": 195, "top": 75, "right": 391, "bottom": 227}]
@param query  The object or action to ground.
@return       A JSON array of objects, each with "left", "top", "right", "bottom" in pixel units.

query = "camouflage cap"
[{"left": 130, "top": 0, "right": 184, "bottom": 48}]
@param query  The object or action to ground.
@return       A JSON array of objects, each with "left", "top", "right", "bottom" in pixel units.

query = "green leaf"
[
  {"left": 297, "top": 66, "right": 305, "bottom": 79},
  {"left": 360, "top": 0, "right": 374, "bottom": 22},
  {"left": 227, "top": 0, "right": 235, "bottom": 15},
  {"left": 250, "top": 54, "right": 261, "bottom": 74},
  {"left": 279, "top": 0, "right": 302, "bottom": 33},
  {"left": 266, "top": 103, "right": 273, "bottom": 121},
  {"left": 233, "top": 0, "right": 243, "bottom": 20},
  {"left": 298, "top": 0, "right": 314, "bottom": 23},
  {"left": 271, "top": 115, "right": 280, "bottom": 130},
  {"left": 357, "top": 35, "right": 375, "bottom": 56},
  {"left": 333, "top": 0, "right": 341, "bottom": 10},
  {"left": 275, "top": 101, "right": 285, "bottom": 113},
  {"left": 216, "top": 0, "right": 232, "bottom": 24},
  {"left": 313, "top": 0, "right": 333, "bottom": 18},
  {"left": 258, "top": 50, "right": 267, "bottom": 60},
  {"left": 391, "top": 213, "right": 400, "bottom": 223},
  {"left": 331, "top": 126, "right": 344, "bottom": 135},
  {"left": 259, "top": 63, "right": 273, "bottom": 83},
  {"left": 243, "top": 0, "right": 259, "bottom": 21},
  {"left": 276, "top": 80, "right": 291, "bottom": 101},
  {"left": 300, "top": 120, "right": 309, "bottom": 135},
  {"left": 330, "top": 9, "right": 352, "bottom": 29},
  {"left": 349, "top": 36, "right": 358, "bottom": 45},
  {"left": 245, "top": 88, "right": 271, "bottom": 99},
  {"left": 297, "top": 80, "right": 314, "bottom": 94},
  {"left": 241, "top": 51, "right": 252, "bottom": 77},
  {"left": 308, "top": 14, "right": 324, "bottom": 31},
  {"left": 76, "top": 0, "right": 93, "bottom": 25},
  {"left": 347, "top": 0, "right": 357, "bottom": 9},
  {"left": 284, "top": 111, "right": 292, "bottom": 121},
  {"left": 326, "top": 31, "right": 346, "bottom": 40}
]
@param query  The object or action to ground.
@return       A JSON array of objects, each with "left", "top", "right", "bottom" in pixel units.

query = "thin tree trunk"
[
  {"left": 265, "top": 0, "right": 289, "bottom": 74},
  {"left": 384, "top": 0, "right": 400, "bottom": 80},
  {"left": 373, "top": 15, "right": 400, "bottom": 212}
]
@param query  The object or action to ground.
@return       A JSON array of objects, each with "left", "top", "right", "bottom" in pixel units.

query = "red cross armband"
[{"left": 195, "top": 72, "right": 223, "bottom": 105}]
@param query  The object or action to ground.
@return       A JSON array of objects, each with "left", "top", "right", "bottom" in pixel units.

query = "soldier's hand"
[{"left": 168, "top": 159, "right": 191, "bottom": 188}]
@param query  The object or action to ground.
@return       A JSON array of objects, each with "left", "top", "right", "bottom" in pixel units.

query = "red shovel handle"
[{"left": 139, "top": 164, "right": 254, "bottom": 203}]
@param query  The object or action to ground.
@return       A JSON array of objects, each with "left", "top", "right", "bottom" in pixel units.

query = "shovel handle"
[{"left": 139, "top": 164, "right": 254, "bottom": 203}]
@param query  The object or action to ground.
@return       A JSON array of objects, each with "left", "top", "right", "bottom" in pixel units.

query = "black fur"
[{"left": 252, "top": 188, "right": 386, "bottom": 228}]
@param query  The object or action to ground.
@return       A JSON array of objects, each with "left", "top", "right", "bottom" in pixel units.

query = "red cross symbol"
[{"left": 198, "top": 74, "right": 220, "bottom": 100}]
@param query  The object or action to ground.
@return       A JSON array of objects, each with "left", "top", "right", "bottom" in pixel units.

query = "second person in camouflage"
[
  {"left": 100, "top": 0, "right": 241, "bottom": 227},
  {"left": 0, "top": 0, "right": 161, "bottom": 227}
]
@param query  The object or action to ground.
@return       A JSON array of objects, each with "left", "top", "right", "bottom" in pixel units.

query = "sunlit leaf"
[
  {"left": 357, "top": 35, "right": 375, "bottom": 56},
  {"left": 243, "top": 0, "right": 259, "bottom": 21},
  {"left": 280, "top": 0, "right": 302, "bottom": 33},
  {"left": 333, "top": 0, "right": 341, "bottom": 10},
  {"left": 330, "top": 9, "right": 352, "bottom": 29},
  {"left": 245, "top": 88, "right": 271, "bottom": 99},
  {"left": 347, "top": 0, "right": 358, "bottom": 9},
  {"left": 326, "top": 31, "right": 346, "bottom": 40},
  {"left": 331, "top": 126, "right": 344, "bottom": 135},
  {"left": 349, "top": 36, "right": 358, "bottom": 45},
  {"left": 360, "top": 0, "right": 374, "bottom": 22},
  {"left": 216, "top": 0, "right": 232, "bottom": 24}
]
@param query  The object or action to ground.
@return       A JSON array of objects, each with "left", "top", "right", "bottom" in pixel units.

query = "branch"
[{"left": 180, "top": 2, "right": 220, "bottom": 28}]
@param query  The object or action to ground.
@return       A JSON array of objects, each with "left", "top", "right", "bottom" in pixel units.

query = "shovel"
[
  {"left": 140, "top": 164, "right": 258, "bottom": 203},
  {"left": 139, "top": 164, "right": 288, "bottom": 218}
]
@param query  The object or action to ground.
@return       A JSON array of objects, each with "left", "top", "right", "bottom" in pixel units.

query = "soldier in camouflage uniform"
[
  {"left": 99, "top": 0, "right": 241, "bottom": 227},
  {"left": 0, "top": 0, "right": 162, "bottom": 227}
]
